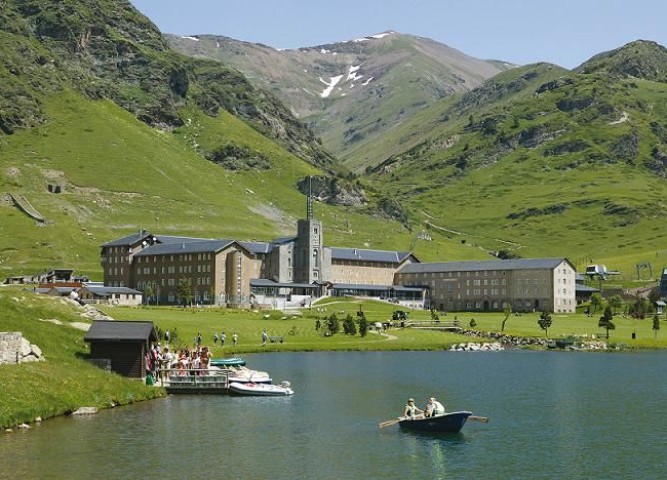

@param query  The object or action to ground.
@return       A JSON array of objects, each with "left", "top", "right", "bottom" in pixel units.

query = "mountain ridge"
[{"left": 167, "top": 30, "right": 513, "bottom": 168}]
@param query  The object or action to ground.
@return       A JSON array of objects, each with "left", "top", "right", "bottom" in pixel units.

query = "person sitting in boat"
[
  {"left": 424, "top": 398, "right": 435, "bottom": 418},
  {"left": 403, "top": 398, "right": 423, "bottom": 419},
  {"left": 430, "top": 397, "right": 445, "bottom": 416}
]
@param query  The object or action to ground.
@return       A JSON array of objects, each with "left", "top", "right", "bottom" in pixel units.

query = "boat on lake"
[
  {"left": 210, "top": 357, "right": 246, "bottom": 367},
  {"left": 398, "top": 411, "right": 473, "bottom": 433},
  {"left": 228, "top": 381, "right": 294, "bottom": 396},
  {"left": 210, "top": 365, "right": 272, "bottom": 384}
]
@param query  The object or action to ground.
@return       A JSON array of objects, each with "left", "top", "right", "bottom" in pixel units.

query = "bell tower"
[{"left": 294, "top": 177, "right": 324, "bottom": 283}]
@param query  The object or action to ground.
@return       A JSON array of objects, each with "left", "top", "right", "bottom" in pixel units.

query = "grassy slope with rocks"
[{"left": 0, "top": 287, "right": 164, "bottom": 429}]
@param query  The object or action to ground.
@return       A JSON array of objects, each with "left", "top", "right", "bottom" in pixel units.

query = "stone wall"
[{"left": 0, "top": 332, "right": 44, "bottom": 364}]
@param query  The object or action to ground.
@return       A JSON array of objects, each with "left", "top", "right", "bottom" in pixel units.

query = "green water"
[{"left": 1, "top": 351, "right": 665, "bottom": 479}]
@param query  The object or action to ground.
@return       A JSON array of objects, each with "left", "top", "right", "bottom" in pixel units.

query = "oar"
[
  {"left": 378, "top": 417, "right": 403, "bottom": 428},
  {"left": 468, "top": 415, "right": 489, "bottom": 423}
]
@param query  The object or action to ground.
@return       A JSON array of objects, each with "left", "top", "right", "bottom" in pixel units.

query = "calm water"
[{"left": 1, "top": 351, "right": 666, "bottom": 479}]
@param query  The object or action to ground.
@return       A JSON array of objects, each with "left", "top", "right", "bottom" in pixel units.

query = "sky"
[{"left": 128, "top": 0, "right": 667, "bottom": 70}]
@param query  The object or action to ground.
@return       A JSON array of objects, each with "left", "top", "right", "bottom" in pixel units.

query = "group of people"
[
  {"left": 146, "top": 343, "right": 217, "bottom": 384},
  {"left": 403, "top": 396, "right": 445, "bottom": 419}
]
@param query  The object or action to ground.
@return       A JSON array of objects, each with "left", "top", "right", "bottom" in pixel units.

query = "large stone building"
[
  {"left": 395, "top": 258, "right": 577, "bottom": 313},
  {"left": 100, "top": 198, "right": 419, "bottom": 307}
]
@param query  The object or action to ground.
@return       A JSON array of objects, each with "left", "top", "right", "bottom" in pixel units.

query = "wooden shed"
[{"left": 84, "top": 320, "right": 157, "bottom": 379}]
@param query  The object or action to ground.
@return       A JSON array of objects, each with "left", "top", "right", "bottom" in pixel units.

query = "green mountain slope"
[
  {"left": 0, "top": 1, "right": 484, "bottom": 278},
  {"left": 363, "top": 45, "right": 667, "bottom": 281},
  {"left": 167, "top": 31, "right": 512, "bottom": 169}
]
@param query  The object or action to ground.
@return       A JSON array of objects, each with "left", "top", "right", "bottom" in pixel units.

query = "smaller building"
[
  {"left": 84, "top": 320, "right": 157, "bottom": 379},
  {"left": 79, "top": 285, "right": 143, "bottom": 306}
]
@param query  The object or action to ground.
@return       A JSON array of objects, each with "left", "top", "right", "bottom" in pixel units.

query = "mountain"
[
  {"left": 359, "top": 42, "right": 667, "bottom": 278},
  {"left": 167, "top": 31, "right": 512, "bottom": 170},
  {"left": 1, "top": 0, "right": 479, "bottom": 278}
]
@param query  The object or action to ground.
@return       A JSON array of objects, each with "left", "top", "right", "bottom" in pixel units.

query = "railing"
[
  {"left": 407, "top": 320, "right": 462, "bottom": 330},
  {"left": 162, "top": 368, "right": 229, "bottom": 392}
]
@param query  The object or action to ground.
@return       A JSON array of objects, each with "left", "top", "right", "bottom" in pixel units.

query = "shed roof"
[{"left": 84, "top": 320, "right": 156, "bottom": 342}]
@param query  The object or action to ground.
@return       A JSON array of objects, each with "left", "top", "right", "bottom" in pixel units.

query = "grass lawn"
[{"left": 99, "top": 298, "right": 667, "bottom": 353}]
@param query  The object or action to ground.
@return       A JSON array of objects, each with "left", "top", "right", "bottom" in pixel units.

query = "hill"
[
  {"left": 167, "top": 31, "right": 512, "bottom": 169},
  {"left": 360, "top": 45, "right": 667, "bottom": 282},
  {"left": 0, "top": 0, "right": 485, "bottom": 278}
]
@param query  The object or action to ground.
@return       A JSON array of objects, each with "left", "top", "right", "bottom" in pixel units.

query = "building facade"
[
  {"left": 100, "top": 199, "right": 417, "bottom": 307},
  {"left": 395, "top": 258, "right": 576, "bottom": 313}
]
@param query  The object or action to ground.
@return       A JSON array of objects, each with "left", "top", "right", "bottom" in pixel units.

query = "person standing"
[
  {"left": 261, "top": 329, "right": 268, "bottom": 346},
  {"left": 232, "top": 332, "right": 238, "bottom": 349},
  {"left": 213, "top": 332, "right": 218, "bottom": 345},
  {"left": 220, "top": 332, "right": 226, "bottom": 348}
]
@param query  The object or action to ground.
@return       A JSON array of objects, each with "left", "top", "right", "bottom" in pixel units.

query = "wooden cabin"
[{"left": 84, "top": 320, "right": 157, "bottom": 379}]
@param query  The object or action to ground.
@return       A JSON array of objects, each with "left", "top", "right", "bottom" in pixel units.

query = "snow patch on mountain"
[
  {"left": 181, "top": 36, "right": 200, "bottom": 42},
  {"left": 319, "top": 75, "right": 343, "bottom": 98},
  {"left": 347, "top": 65, "right": 363, "bottom": 81}
]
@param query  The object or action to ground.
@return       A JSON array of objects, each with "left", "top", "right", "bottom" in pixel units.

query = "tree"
[
  {"left": 358, "top": 315, "right": 369, "bottom": 337},
  {"left": 177, "top": 278, "right": 193, "bottom": 307},
  {"left": 537, "top": 311, "right": 553, "bottom": 338},
  {"left": 143, "top": 283, "right": 155, "bottom": 306},
  {"left": 628, "top": 298, "right": 649, "bottom": 319},
  {"left": 469, "top": 319, "right": 477, "bottom": 329},
  {"left": 598, "top": 305, "right": 615, "bottom": 339},
  {"left": 327, "top": 313, "right": 340, "bottom": 335},
  {"left": 653, "top": 313, "right": 660, "bottom": 339},
  {"left": 589, "top": 293, "right": 603, "bottom": 315},
  {"left": 608, "top": 294, "right": 624, "bottom": 315},
  {"left": 343, "top": 314, "right": 357, "bottom": 335},
  {"left": 501, "top": 302, "right": 511, "bottom": 331}
]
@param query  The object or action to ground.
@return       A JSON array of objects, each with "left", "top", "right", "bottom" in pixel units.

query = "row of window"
[
  {"left": 137, "top": 265, "right": 213, "bottom": 275},
  {"left": 136, "top": 253, "right": 213, "bottom": 263}
]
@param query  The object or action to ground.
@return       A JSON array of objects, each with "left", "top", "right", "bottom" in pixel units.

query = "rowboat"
[
  {"left": 228, "top": 381, "right": 294, "bottom": 396},
  {"left": 398, "top": 411, "right": 473, "bottom": 433},
  {"left": 210, "top": 357, "right": 246, "bottom": 367}
]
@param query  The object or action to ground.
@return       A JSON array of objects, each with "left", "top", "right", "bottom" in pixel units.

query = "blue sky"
[{"left": 129, "top": 0, "right": 667, "bottom": 69}]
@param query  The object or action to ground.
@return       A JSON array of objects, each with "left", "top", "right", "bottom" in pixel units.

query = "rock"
[
  {"left": 18, "top": 423, "right": 30, "bottom": 429},
  {"left": 31, "top": 344, "right": 42, "bottom": 358},
  {"left": 72, "top": 407, "right": 98, "bottom": 416},
  {"left": 19, "top": 338, "right": 32, "bottom": 357},
  {"left": 35, "top": 417, "right": 42, "bottom": 423}
]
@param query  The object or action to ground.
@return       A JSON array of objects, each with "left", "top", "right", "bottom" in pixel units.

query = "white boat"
[
  {"left": 209, "top": 365, "right": 272, "bottom": 384},
  {"left": 228, "top": 381, "right": 294, "bottom": 396}
]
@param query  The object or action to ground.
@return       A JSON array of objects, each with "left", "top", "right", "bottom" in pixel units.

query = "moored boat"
[
  {"left": 398, "top": 411, "right": 472, "bottom": 433},
  {"left": 228, "top": 381, "right": 294, "bottom": 396},
  {"left": 210, "top": 357, "right": 246, "bottom": 367}
]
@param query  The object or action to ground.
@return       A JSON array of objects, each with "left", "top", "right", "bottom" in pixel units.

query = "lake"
[{"left": 1, "top": 351, "right": 666, "bottom": 479}]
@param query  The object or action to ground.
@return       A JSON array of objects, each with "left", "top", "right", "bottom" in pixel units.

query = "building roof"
[
  {"left": 398, "top": 258, "right": 571, "bottom": 274},
  {"left": 82, "top": 286, "right": 142, "bottom": 297},
  {"left": 101, "top": 231, "right": 153, "bottom": 247},
  {"left": 330, "top": 247, "right": 414, "bottom": 264},
  {"left": 84, "top": 320, "right": 156, "bottom": 342},
  {"left": 134, "top": 239, "right": 235, "bottom": 256},
  {"left": 239, "top": 241, "right": 274, "bottom": 255},
  {"left": 575, "top": 283, "right": 599, "bottom": 293}
]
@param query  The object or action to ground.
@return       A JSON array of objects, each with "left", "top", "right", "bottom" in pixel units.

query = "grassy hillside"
[
  {"left": 0, "top": 287, "right": 163, "bottom": 428},
  {"left": 363, "top": 50, "right": 667, "bottom": 284},
  {"left": 0, "top": 0, "right": 497, "bottom": 279}
]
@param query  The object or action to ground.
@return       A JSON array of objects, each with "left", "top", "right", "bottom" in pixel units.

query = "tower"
[{"left": 294, "top": 177, "right": 324, "bottom": 283}]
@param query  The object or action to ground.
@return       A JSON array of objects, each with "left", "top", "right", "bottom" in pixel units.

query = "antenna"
[{"left": 307, "top": 176, "right": 313, "bottom": 220}]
